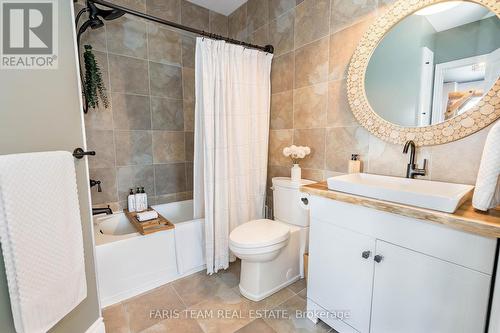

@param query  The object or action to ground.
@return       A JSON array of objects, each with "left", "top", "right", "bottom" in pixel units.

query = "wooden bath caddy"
[{"left": 124, "top": 208, "right": 175, "bottom": 235}]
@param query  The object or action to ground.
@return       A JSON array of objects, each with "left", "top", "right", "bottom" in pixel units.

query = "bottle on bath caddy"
[
  {"left": 134, "top": 187, "right": 143, "bottom": 212},
  {"left": 141, "top": 187, "right": 148, "bottom": 211},
  {"left": 134, "top": 187, "right": 148, "bottom": 212},
  {"left": 127, "top": 188, "right": 136, "bottom": 212}
]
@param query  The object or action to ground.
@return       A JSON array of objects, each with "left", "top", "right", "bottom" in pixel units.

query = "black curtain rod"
[{"left": 90, "top": 0, "right": 274, "bottom": 53}]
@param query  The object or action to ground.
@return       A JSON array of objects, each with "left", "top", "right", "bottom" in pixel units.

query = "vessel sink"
[{"left": 327, "top": 173, "right": 474, "bottom": 213}]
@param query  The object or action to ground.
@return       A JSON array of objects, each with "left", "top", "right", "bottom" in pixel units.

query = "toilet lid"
[{"left": 229, "top": 219, "right": 290, "bottom": 249}]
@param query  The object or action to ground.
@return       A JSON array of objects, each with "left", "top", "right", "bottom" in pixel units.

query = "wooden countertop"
[{"left": 301, "top": 181, "right": 500, "bottom": 239}]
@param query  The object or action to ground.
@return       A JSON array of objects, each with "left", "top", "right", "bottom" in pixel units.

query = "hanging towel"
[
  {"left": 0, "top": 151, "right": 87, "bottom": 333},
  {"left": 473, "top": 121, "right": 500, "bottom": 211}
]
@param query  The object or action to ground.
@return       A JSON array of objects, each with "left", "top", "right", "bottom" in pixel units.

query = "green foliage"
[{"left": 83, "top": 45, "right": 109, "bottom": 109}]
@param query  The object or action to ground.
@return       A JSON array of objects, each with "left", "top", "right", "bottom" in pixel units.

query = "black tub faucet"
[
  {"left": 92, "top": 205, "right": 113, "bottom": 216},
  {"left": 403, "top": 140, "right": 427, "bottom": 179},
  {"left": 90, "top": 179, "right": 102, "bottom": 192}
]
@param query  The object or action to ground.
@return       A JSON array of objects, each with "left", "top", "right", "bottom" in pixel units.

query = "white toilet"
[{"left": 229, "top": 177, "right": 314, "bottom": 301}]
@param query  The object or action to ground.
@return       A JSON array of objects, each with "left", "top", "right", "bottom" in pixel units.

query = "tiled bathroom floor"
[{"left": 102, "top": 260, "right": 336, "bottom": 333}]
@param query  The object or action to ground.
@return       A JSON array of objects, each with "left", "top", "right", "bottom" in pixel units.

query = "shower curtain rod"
[{"left": 90, "top": 0, "right": 274, "bottom": 54}]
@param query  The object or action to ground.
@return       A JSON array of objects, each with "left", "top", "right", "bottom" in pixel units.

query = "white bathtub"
[{"left": 94, "top": 200, "right": 205, "bottom": 307}]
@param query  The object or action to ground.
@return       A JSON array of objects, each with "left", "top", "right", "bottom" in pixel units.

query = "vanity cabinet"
[
  {"left": 307, "top": 195, "right": 497, "bottom": 333},
  {"left": 370, "top": 241, "right": 490, "bottom": 333},
  {"left": 308, "top": 220, "right": 375, "bottom": 333}
]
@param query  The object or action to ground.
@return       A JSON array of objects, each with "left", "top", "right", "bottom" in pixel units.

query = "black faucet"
[
  {"left": 89, "top": 179, "right": 111, "bottom": 215},
  {"left": 403, "top": 140, "right": 427, "bottom": 179},
  {"left": 90, "top": 179, "right": 102, "bottom": 192},
  {"left": 92, "top": 205, "right": 113, "bottom": 216}
]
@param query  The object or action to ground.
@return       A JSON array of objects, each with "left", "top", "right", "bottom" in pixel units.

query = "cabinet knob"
[
  {"left": 374, "top": 255, "right": 384, "bottom": 263},
  {"left": 361, "top": 251, "right": 371, "bottom": 259}
]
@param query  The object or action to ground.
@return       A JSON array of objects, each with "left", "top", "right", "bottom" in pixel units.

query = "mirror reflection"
[{"left": 365, "top": 1, "right": 500, "bottom": 127}]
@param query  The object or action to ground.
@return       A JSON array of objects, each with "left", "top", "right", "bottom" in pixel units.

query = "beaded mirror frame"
[{"left": 346, "top": 0, "right": 500, "bottom": 146}]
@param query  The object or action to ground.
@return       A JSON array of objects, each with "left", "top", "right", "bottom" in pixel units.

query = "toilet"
[{"left": 229, "top": 177, "right": 314, "bottom": 301}]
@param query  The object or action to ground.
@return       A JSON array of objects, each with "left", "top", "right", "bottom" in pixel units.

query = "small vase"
[{"left": 291, "top": 164, "right": 301, "bottom": 182}]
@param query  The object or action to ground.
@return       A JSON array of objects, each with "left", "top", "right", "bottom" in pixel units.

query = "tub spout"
[{"left": 92, "top": 205, "right": 113, "bottom": 216}]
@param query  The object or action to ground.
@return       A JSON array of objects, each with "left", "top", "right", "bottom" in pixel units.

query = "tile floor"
[{"left": 102, "top": 260, "right": 336, "bottom": 333}]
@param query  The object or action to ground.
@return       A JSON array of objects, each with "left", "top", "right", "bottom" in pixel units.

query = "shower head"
[
  {"left": 87, "top": 1, "right": 125, "bottom": 21},
  {"left": 77, "top": 1, "right": 125, "bottom": 36},
  {"left": 101, "top": 8, "right": 126, "bottom": 20}
]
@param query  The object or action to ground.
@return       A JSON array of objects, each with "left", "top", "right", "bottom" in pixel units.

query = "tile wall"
[
  {"left": 227, "top": 0, "right": 493, "bottom": 199},
  {"left": 76, "top": 0, "right": 495, "bottom": 210},
  {"left": 75, "top": 0, "right": 228, "bottom": 210}
]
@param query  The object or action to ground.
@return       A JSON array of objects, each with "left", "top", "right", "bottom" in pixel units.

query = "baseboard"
[{"left": 85, "top": 317, "right": 105, "bottom": 333}]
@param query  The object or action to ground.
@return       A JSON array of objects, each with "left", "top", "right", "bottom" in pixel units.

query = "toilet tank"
[{"left": 272, "top": 177, "right": 315, "bottom": 227}]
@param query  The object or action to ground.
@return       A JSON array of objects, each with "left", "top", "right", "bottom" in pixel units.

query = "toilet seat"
[{"left": 229, "top": 219, "right": 290, "bottom": 249}]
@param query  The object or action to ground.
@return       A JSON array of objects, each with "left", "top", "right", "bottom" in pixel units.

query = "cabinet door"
[
  {"left": 308, "top": 218, "right": 376, "bottom": 333},
  {"left": 370, "top": 241, "right": 491, "bottom": 333}
]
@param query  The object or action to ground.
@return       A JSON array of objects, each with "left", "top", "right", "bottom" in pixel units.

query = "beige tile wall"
[
  {"left": 76, "top": 0, "right": 495, "bottom": 210},
  {"left": 75, "top": 0, "right": 228, "bottom": 210},
  {"left": 228, "top": 0, "right": 494, "bottom": 194}
]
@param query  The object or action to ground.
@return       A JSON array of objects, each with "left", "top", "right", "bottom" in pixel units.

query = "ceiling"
[
  {"left": 186, "top": 0, "right": 246, "bottom": 16},
  {"left": 422, "top": 2, "right": 495, "bottom": 32}
]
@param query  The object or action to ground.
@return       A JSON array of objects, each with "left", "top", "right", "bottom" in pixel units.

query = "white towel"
[
  {"left": 136, "top": 210, "right": 158, "bottom": 222},
  {"left": 0, "top": 151, "right": 87, "bottom": 333},
  {"left": 473, "top": 121, "right": 500, "bottom": 211}
]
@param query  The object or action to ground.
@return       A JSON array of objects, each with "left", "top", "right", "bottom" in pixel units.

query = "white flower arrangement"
[{"left": 283, "top": 145, "right": 311, "bottom": 165}]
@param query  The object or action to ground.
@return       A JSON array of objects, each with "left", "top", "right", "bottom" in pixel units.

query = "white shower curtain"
[{"left": 193, "top": 38, "right": 273, "bottom": 274}]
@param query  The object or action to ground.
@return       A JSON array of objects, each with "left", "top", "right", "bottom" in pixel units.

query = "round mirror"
[{"left": 364, "top": 1, "right": 500, "bottom": 128}]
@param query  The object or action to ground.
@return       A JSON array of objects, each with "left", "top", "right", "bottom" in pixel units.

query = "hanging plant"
[{"left": 83, "top": 44, "right": 109, "bottom": 110}]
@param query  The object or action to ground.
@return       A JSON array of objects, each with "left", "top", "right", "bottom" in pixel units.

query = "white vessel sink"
[{"left": 327, "top": 173, "right": 474, "bottom": 213}]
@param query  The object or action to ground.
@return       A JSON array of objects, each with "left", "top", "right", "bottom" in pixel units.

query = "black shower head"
[
  {"left": 77, "top": 1, "right": 124, "bottom": 36},
  {"left": 87, "top": 1, "right": 125, "bottom": 21},
  {"left": 101, "top": 8, "right": 126, "bottom": 20}
]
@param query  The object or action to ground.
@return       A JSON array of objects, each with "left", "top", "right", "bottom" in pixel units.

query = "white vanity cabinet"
[
  {"left": 370, "top": 241, "right": 491, "bottom": 333},
  {"left": 308, "top": 220, "right": 375, "bottom": 332},
  {"left": 307, "top": 195, "right": 497, "bottom": 333}
]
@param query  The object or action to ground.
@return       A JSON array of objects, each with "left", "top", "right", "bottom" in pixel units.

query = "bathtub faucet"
[
  {"left": 90, "top": 179, "right": 102, "bottom": 192},
  {"left": 92, "top": 205, "right": 113, "bottom": 216}
]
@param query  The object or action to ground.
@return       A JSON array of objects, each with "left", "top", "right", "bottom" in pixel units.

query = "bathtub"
[{"left": 94, "top": 200, "right": 205, "bottom": 307}]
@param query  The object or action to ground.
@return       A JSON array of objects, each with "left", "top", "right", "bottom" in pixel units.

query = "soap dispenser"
[
  {"left": 141, "top": 187, "right": 148, "bottom": 210},
  {"left": 134, "top": 187, "right": 143, "bottom": 211},
  {"left": 127, "top": 188, "right": 136, "bottom": 212},
  {"left": 348, "top": 154, "right": 362, "bottom": 173}
]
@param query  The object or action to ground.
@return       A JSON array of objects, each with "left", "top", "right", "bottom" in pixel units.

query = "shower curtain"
[{"left": 193, "top": 38, "right": 273, "bottom": 274}]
